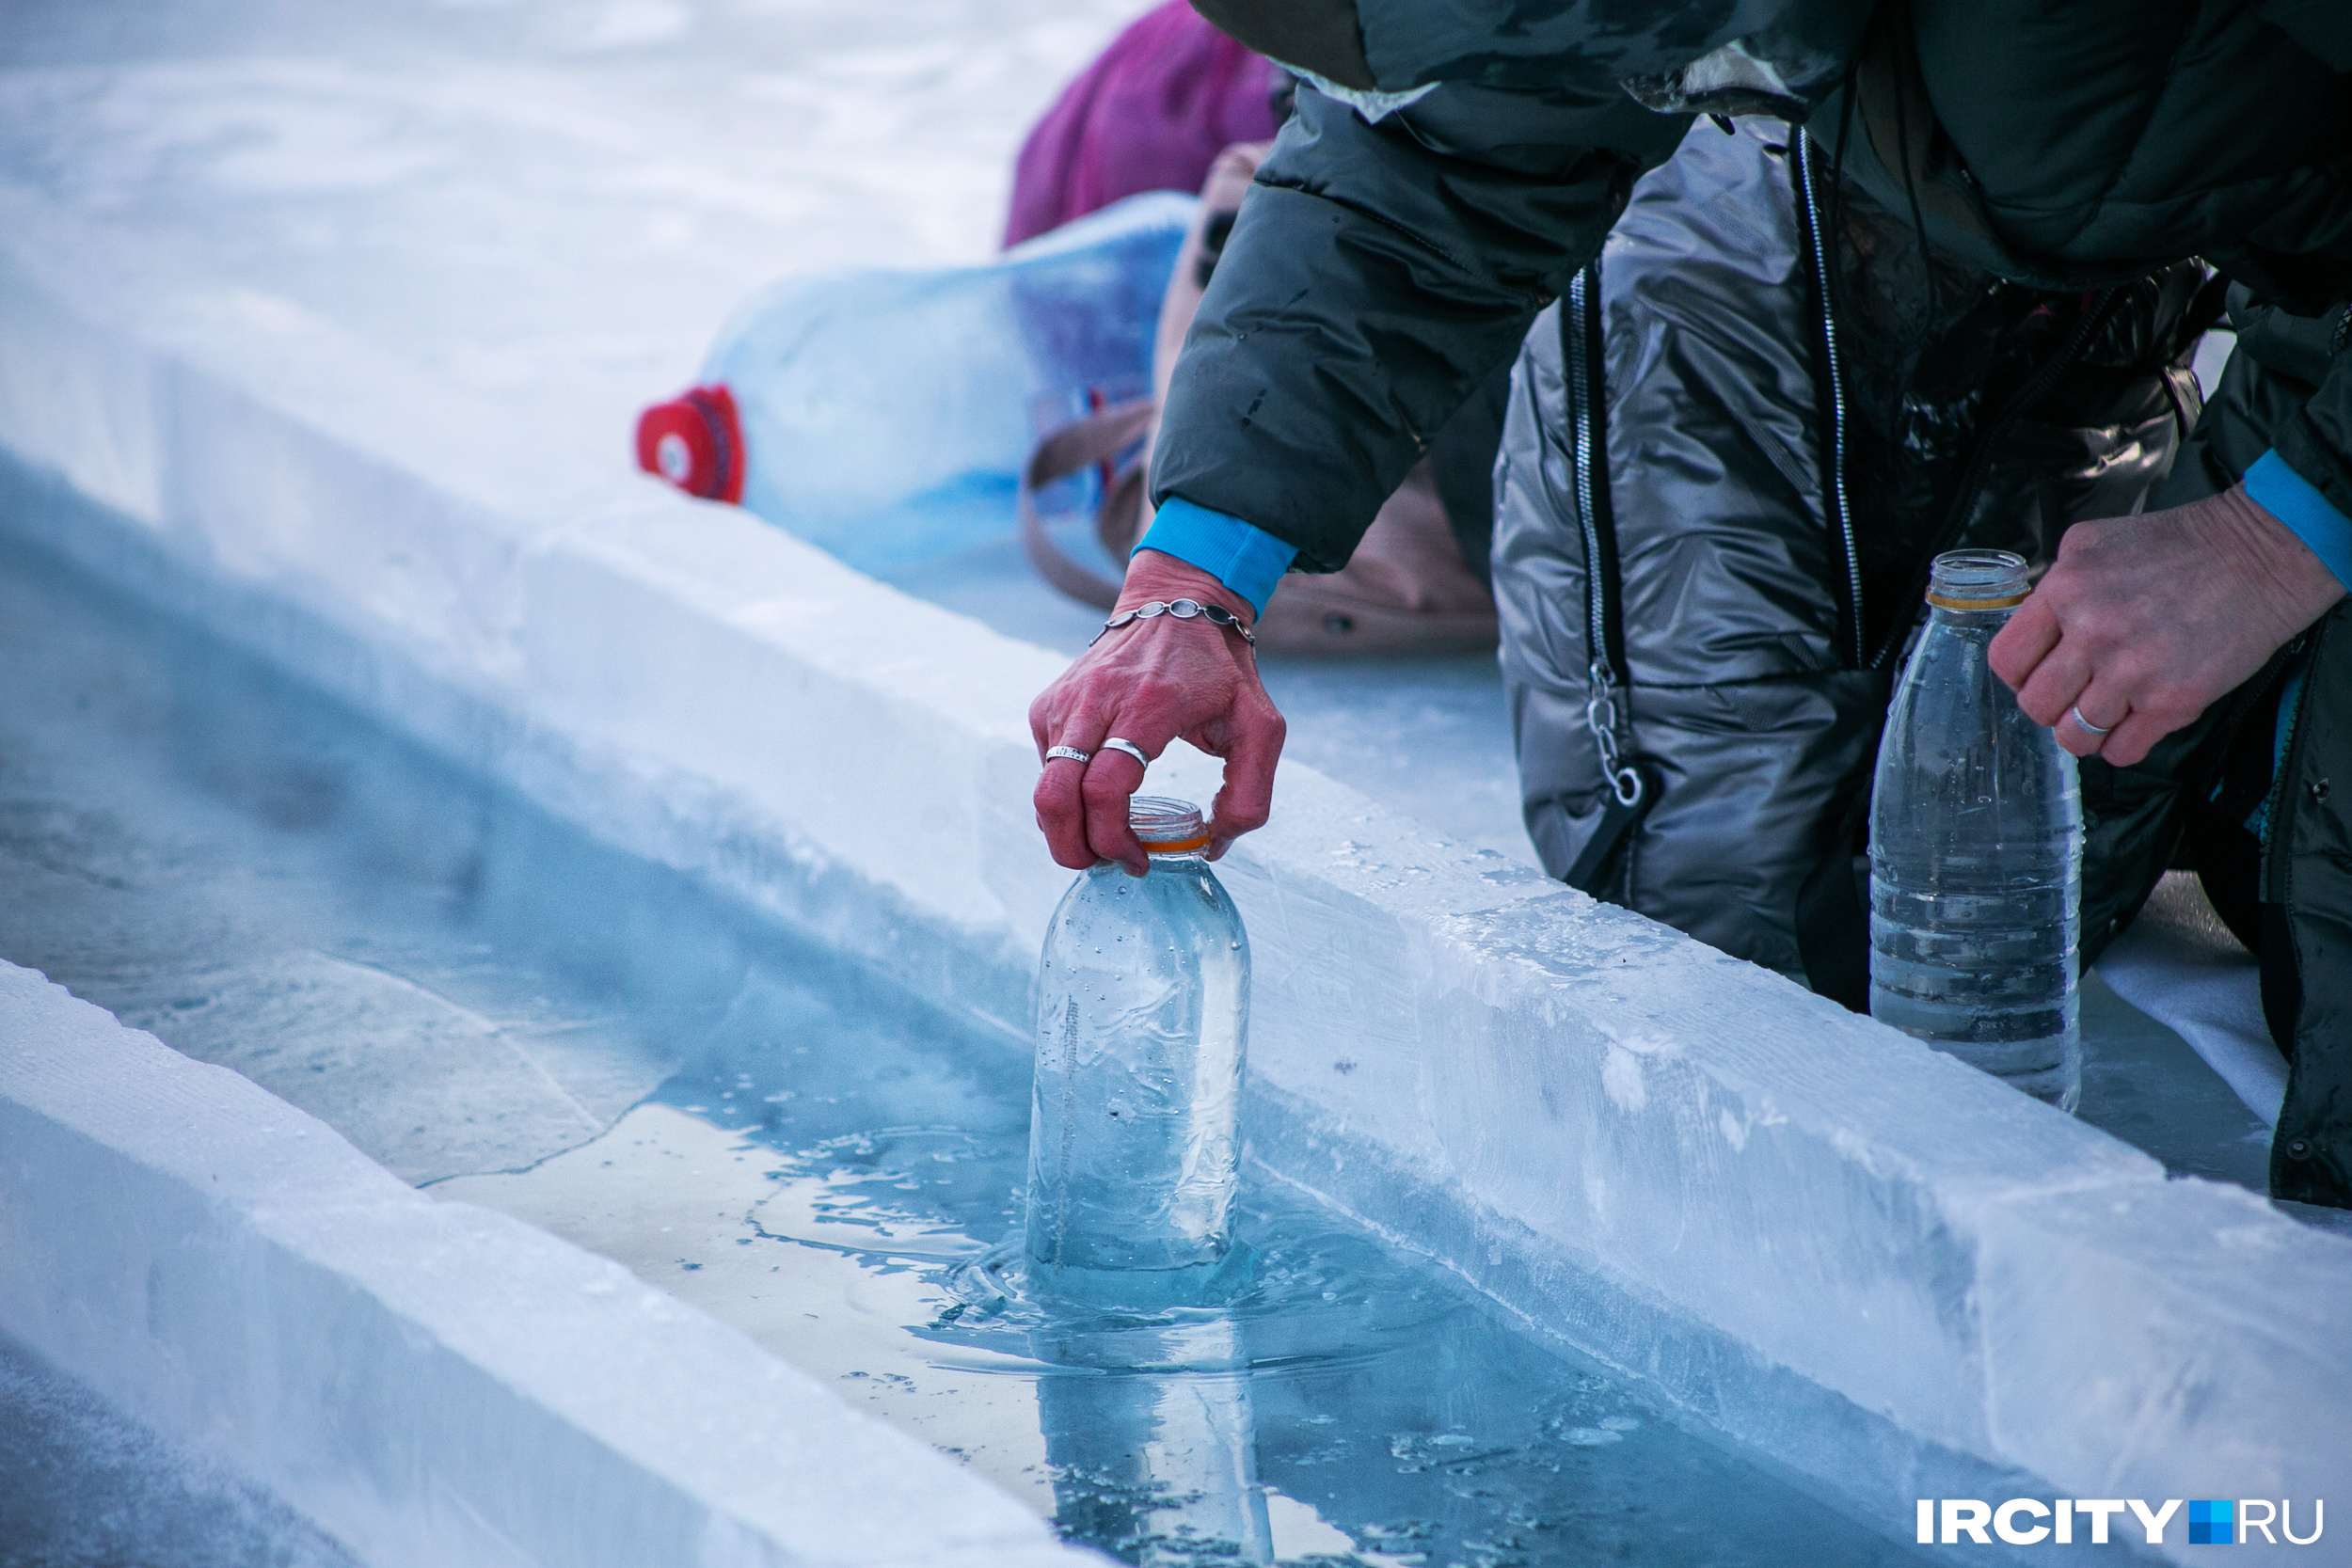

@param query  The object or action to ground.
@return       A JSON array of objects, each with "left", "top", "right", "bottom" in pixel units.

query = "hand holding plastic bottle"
[
  {"left": 1030, "top": 550, "right": 1286, "bottom": 874},
  {"left": 1990, "top": 485, "right": 2345, "bottom": 765}
]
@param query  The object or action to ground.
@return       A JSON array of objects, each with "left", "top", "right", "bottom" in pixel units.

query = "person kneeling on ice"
[
  {"left": 1000, "top": 4, "right": 1513, "bottom": 657},
  {"left": 1026, "top": 1, "right": 2352, "bottom": 1207}
]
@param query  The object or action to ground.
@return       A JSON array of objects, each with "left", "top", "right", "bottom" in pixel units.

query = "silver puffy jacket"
[{"left": 1493, "top": 118, "right": 2206, "bottom": 985}]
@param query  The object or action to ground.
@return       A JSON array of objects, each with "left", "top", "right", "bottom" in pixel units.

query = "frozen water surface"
[
  {"left": 0, "top": 510, "right": 2275, "bottom": 1196},
  {"left": 0, "top": 540, "right": 692, "bottom": 1186},
  {"left": 0, "top": 485, "right": 2292, "bottom": 1565},
  {"left": 0, "top": 1, "right": 2328, "bottom": 1554},
  {"left": 0, "top": 529, "right": 1960, "bottom": 1566},
  {"left": 0, "top": 1338, "right": 358, "bottom": 1568}
]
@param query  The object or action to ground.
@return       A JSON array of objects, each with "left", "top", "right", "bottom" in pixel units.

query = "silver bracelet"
[{"left": 1090, "top": 598, "right": 1256, "bottom": 646}]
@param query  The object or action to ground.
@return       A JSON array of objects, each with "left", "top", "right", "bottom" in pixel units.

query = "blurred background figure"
[{"left": 1002, "top": 0, "right": 1281, "bottom": 248}]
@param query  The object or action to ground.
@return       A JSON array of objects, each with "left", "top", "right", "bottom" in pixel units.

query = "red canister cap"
[{"left": 635, "top": 384, "right": 746, "bottom": 504}]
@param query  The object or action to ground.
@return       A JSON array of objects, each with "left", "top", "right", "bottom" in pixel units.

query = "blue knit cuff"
[
  {"left": 1135, "top": 497, "right": 1296, "bottom": 617},
  {"left": 2247, "top": 448, "right": 2352, "bottom": 592}
]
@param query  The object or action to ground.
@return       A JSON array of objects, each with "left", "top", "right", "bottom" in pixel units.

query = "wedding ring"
[
  {"left": 1101, "top": 737, "right": 1150, "bottom": 768},
  {"left": 2071, "top": 705, "right": 2115, "bottom": 738},
  {"left": 1044, "top": 746, "right": 1091, "bottom": 765}
]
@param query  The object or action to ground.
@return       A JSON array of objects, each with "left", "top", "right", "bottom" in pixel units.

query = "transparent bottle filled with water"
[
  {"left": 1869, "top": 550, "right": 2083, "bottom": 1112},
  {"left": 1025, "top": 797, "right": 1249, "bottom": 1300}
]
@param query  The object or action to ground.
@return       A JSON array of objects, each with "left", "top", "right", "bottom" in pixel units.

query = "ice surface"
[
  {"left": 5, "top": 359, "right": 2345, "bottom": 1560},
  {"left": 0, "top": 957, "right": 1088, "bottom": 1568},
  {"left": 5, "top": 523, "right": 2341, "bottom": 1565},
  {"left": 2074, "top": 969, "right": 2272, "bottom": 1190},
  {"left": 0, "top": 1336, "right": 359, "bottom": 1568},
  {"left": 3, "top": 0, "right": 2349, "bottom": 1554},
  {"left": 438, "top": 987, "right": 1930, "bottom": 1566},
  {"left": 1972, "top": 1176, "right": 2352, "bottom": 1513},
  {"left": 0, "top": 535, "right": 1923, "bottom": 1563},
  {"left": 2095, "top": 872, "right": 2286, "bottom": 1128},
  {"left": 0, "top": 536, "right": 687, "bottom": 1183}
]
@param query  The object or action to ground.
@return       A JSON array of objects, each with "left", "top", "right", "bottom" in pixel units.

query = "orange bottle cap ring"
[{"left": 1924, "top": 589, "right": 2028, "bottom": 610}]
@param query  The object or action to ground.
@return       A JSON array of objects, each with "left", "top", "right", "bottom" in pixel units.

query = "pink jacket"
[{"left": 1002, "top": 1, "right": 1279, "bottom": 249}]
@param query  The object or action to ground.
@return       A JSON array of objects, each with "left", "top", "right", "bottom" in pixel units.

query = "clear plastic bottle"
[
  {"left": 634, "top": 193, "right": 1193, "bottom": 574},
  {"left": 1868, "top": 549, "right": 2083, "bottom": 1112},
  {"left": 1025, "top": 797, "right": 1249, "bottom": 1300}
]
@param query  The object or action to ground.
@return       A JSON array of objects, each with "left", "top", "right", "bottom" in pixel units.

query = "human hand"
[
  {"left": 1030, "top": 549, "right": 1286, "bottom": 875},
  {"left": 1989, "top": 485, "right": 2347, "bottom": 767}
]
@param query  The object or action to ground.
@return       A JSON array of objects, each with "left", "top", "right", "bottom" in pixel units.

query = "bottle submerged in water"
[
  {"left": 1025, "top": 797, "right": 1250, "bottom": 1303},
  {"left": 1869, "top": 549, "right": 2084, "bottom": 1112}
]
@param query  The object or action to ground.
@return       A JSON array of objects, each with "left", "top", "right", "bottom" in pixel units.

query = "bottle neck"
[
  {"left": 1926, "top": 603, "right": 2017, "bottom": 631},
  {"left": 1923, "top": 550, "right": 2028, "bottom": 625}
]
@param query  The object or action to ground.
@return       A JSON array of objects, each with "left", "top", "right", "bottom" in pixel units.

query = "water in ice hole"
[{"left": 1, "top": 502, "right": 2255, "bottom": 1565}]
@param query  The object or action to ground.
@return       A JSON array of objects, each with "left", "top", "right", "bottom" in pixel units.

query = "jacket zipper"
[
  {"left": 1792, "top": 131, "right": 1864, "bottom": 670},
  {"left": 1564, "top": 264, "right": 1645, "bottom": 813},
  {"left": 1565, "top": 265, "right": 1618, "bottom": 686}
]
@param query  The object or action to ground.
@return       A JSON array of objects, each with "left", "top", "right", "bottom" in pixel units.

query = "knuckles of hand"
[
  {"left": 1030, "top": 565, "right": 1288, "bottom": 862},
  {"left": 2101, "top": 646, "right": 2156, "bottom": 688},
  {"left": 1082, "top": 769, "right": 1140, "bottom": 807},
  {"left": 2139, "top": 684, "right": 2202, "bottom": 727},
  {"left": 2060, "top": 516, "right": 2121, "bottom": 552}
]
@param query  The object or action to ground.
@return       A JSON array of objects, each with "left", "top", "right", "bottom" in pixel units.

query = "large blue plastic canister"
[{"left": 636, "top": 192, "right": 1192, "bottom": 573}]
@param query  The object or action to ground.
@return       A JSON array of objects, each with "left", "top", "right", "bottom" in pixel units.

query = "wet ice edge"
[
  {"left": 2, "top": 161, "right": 2349, "bottom": 1565},
  {"left": 0, "top": 963, "right": 1089, "bottom": 1568}
]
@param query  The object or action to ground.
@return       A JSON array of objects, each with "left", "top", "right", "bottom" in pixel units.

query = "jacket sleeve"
[
  {"left": 2275, "top": 319, "right": 2352, "bottom": 533},
  {"left": 1148, "top": 80, "right": 1687, "bottom": 574}
]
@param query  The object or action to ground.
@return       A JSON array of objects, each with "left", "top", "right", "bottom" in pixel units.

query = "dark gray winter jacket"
[
  {"left": 1154, "top": 0, "right": 2352, "bottom": 1207},
  {"left": 1152, "top": 0, "right": 2352, "bottom": 566}
]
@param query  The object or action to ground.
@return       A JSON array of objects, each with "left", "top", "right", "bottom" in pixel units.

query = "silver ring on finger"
[
  {"left": 1044, "top": 745, "right": 1091, "bottom": 765},
  {"left": 2070, "top": 705, "right": 2116, "bottom": 738},
  {"left": 1101, "top": 736, "right": 1150, "bottom": 769}
]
